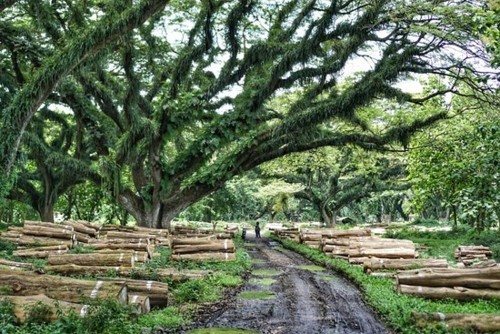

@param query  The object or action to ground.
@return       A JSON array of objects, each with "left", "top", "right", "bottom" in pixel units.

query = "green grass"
[
  {"left": 295, "top": 265, "right": 325, "bottom": 271},
  {"left": 239, "top": 291, "right": 275, "bottom": 300},
  {"left": 273, "top": 236, "right": 500, "bottom": 334}
]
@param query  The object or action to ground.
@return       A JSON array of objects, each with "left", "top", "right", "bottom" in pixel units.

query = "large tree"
[{"left": 0, "top": 0, "right": 496, "bottom": 228}]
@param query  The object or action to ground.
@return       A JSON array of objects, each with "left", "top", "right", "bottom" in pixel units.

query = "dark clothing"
[{"left": 255, "top": 225, "right": 261, "bottom": 238}]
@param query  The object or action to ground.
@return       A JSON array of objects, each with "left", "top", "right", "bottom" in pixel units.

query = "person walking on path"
[{"left": 255, "top": 222, "right": 261, "bottom": 238}]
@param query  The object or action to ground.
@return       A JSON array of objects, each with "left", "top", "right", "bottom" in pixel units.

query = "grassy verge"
[
  {"left": 274, "top": 237, "right": 500, "bottom": 334},
  {"left": 0, "top": 237, "right": 252, "bottom": 334}
]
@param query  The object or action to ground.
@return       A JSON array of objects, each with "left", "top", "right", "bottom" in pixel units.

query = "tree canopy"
[{"left": 0, "top": 0, "right": 497, "bottom": 228}]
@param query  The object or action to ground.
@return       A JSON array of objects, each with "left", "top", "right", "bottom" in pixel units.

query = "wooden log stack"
[
  {"left": 299, "top": 230, "right": 324, "bottom": 249},
  {"left": 455, "top": 245, "right": 492, "bottom": 266},
  {"left": 0, "top": 267, "right": 171, "bottom": 323},
  {"left": 347, "top": 237, "right": 417, "bottom": 264},
  {"left": 321, "top": 229, "right": 372, "bottom": 259},
  {"left": 395, "top": 267, "right": 500, "bottom": 301},
  {"left": 170, "top": 238, "right": 236, "bottom": 261},
  {"left": 273, "top": 227, "right": 300, "bottom": 242}
]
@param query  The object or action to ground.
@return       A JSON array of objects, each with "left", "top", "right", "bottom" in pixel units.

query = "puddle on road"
[
  {"left": 186, "top": 328, "right": 259, "bottom": 334},
  {"left": 252, "top": 269, "right": 282, "bottom": 276},
  {"left": 251, "top": 259, "right": 266, "bottom": 265},
  {"left": 239, "top": 290, "right": 276, "bottom": 300},
  {"left": 249, "top": 277, "right": 276, "bottom": 286},
  {"left": 295, "top": 265, "right": 325, "bottom": 271}
]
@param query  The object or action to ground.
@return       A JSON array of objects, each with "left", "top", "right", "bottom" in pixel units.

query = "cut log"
[
  {"left": 323, "top": 229, "right": 371, "bottom": 238},
  {"left": 92, "top": 249, "right": 149, "bottom": 263},
  {"left": 0, "top": 259, "right": 33, "bottom": 270},
  {"left": 48, "top": 253, "right": 135, "bottom": 267},
  {"left": 171, "top": 252, "right": 236, "bottom": 262},
  {"left": 16, "top": 245, "right": 69, "bottom": 251},
  {"left": 300, "top": 234, "right": 323, "bottom": 242},
  {"left": 0, "top": 269, "right": 128, "bottom": 304},
  {"left": 97, "top": 277, "right": 169, "bottom": 307},
  {"left": 172, "top": 240, "right": 235, "bottom": 254},
  {"left": 412, "top": 312, "right": 500, "bottom": 333},
  {"left": 348, "top": 257, "right": 371, "bottom": 264},
  {"left": 0, "top": 232, "right": 23, "bottom": 238},
  {"left": 22, "top": 226, "right": 74, "bottom": 240},
  {"left": 396, "top": 267, "right": 500, "bottom": 289},
  {"left": 24, "top": 221, "right": 74, "bottom": 231},
  {"left": 129, "top": 294, "right": 151, "bottom": 314},
  {"left": 172, "top": 238, "right": 221, "bottom": 246},
  {"left": 0, "top": 294, "right": 84, "bottom": 324},
  {"left": 349, "top": 247, "right": 416, "bottom": 259},
  {"left": 13, "top": 249, "right": 68, "bottom": 258},
  {"left": 105, "top": 231, "right": 156, "bottom": 240},
  {"left": 46, "top": 264, "right": 133, "bottom": 276},
  {"left": 85, "top": 241, "right": 149, "bottom": 251},
  {"left": 64, "top": 220, "right": 98, "bottom": 237},
  {"left": 8, "top": 236, "right": 73, "bottom": 248},
  {"left": 398, "top": 285, "right": 500, "bottom": 300},
  {"left": 131, "top": 268, "right": 211, "bottom": 282},
  {"left": 364, "top": 258, "right": 448, "bottom": 272}
]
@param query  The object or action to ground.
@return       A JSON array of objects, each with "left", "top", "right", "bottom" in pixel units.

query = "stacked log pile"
[
  {"left": 170, "top": 238, "right": 236, "bottom": 261},
  {"left": 347, "top": 237, "right": 417, "bottom": 264},
  {"left": 272, "top": 227, "right": 300, "bottom": 242},
  {"left": 299, "top": 230, "right": 324, "bottom": 249},
  {"left": 395, "top": 267, "right": 500, "bottom": 301},
  {"left": 0, "top": 268, "right": 172, "bottom": 323},
  {"left": 321, "top": 229, "right": 372, "bottom": 259},
  {"left": 172, "top": 225, "right": 234, "bottom": 239},
  {"left": 0, "top": 220, "right": 101, "bottom": 252},
  {"left": 455, "top": 245, "right": 492, "bottom": 266}
]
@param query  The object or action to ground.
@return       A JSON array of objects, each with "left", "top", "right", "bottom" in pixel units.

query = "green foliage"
[
  {"left": 174, "top": 278, "right": 221, "bottom": 303},
  {"left": 275, "top": 237, "right": 500, "bottom": 334},
  {"left": 24, "top": 302, "right": 54, "bottom": 325},
  {"left": 409, "top": 94, "right": 499, "bottom": 230},
  {"left": 0, "top": 240, "right": 17, "bottom": 258},
  {"left": 0, "top": 299, "right": 17, "bottom": 332},
  {"left": 137, "top": 306, "right": 190, "bottom": 331}
]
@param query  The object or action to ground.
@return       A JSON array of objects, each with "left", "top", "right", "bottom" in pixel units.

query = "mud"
[{"left": 181, "top": 233, "right": 390, "bottom": 334}]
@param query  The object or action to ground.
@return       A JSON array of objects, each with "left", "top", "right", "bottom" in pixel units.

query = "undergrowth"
[{"left": 274, "top": 237, "right": 500, "bottom": 334}]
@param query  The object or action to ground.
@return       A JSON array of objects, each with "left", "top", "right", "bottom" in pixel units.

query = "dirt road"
[{"left": 185, "top": 234, "right": 390, "bottom": 334}]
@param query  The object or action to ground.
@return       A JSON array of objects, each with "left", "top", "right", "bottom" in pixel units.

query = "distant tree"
[{"left": 262, "top": 147, "right": 408, "bottom": 226}]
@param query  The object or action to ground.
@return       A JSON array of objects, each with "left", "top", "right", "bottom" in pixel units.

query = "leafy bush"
[{"left": 138, "top": 306, "right": 190, "bottom": 331}]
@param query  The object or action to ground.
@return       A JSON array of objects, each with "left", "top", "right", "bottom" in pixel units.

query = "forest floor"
[{"left": 180, "top": 233, "right": 390, "bottom": 334}]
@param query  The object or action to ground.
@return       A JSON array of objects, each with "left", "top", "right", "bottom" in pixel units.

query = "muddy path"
[{"left": 183, "top": 233, "right": 390, "bottom": 334}]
